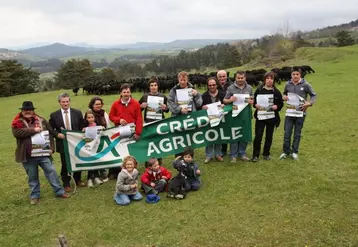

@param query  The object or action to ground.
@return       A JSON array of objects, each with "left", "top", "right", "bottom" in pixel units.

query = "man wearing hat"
[
  {"left": 11, "top": 101, "right": 70, "bottom": 205},
  {"left": 49, "top": 93, "right": 85, "bottom": 191}
]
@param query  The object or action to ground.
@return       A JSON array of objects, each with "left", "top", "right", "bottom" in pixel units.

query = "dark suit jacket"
[{"left": 49, "top": 108, "right": 84, "bottom": 153}]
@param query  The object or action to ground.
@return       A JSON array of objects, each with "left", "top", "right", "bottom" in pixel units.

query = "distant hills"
[
  {"left": 22, "top": 42, "right": 97, "bottom": 58},
  {"left": 0, "top": 39, "right": 237, "bottom": 62},
  {"left": 0, "top": 18, "right": 357, "bottom": 63}
]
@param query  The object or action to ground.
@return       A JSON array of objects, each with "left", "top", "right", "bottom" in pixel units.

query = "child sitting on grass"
[
  {"left": 141, "top": 158, "right": 172, "bottom": 195},
  {"left": 113, "top": 156, "right": 143, "bottom": 205},
  {"left": 172, "top": 147, "right": 201, "bottom": 192}
]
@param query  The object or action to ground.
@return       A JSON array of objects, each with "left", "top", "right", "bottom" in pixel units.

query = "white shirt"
[{"left": 61, "top": 108, "right": 72, "bottom": 130}]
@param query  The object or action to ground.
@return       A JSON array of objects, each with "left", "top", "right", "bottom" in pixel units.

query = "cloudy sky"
[{"left": 0, "top": 0, "right": 357, "bottom": 48}]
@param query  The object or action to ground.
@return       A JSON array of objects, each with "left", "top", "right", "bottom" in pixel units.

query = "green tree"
[
  {"left": 0, "top": 60, "right": 40, "bottom": 97},
  {"left": 335, "top": 30, "right": 355, "bottom": 47},
  {"left": 55, "top": 59, "right": 94, "bottom": 89},
  {"left": 100, "top": 67, "right": 116, "bottom": 82}
]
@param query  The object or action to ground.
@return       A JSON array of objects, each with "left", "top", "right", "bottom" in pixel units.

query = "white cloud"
[{"left": 0, "top": 0, "right": 357, "bottom": 47}]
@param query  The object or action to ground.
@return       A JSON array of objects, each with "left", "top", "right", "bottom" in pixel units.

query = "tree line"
[{"left": 1, "top": 29, "right": 357, "bottom": 97}]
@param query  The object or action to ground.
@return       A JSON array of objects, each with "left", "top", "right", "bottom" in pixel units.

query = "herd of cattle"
[{"left": 74, "top": 65, "right": 315, "bottom": 95}]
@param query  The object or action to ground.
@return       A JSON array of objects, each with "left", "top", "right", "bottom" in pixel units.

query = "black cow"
[
  {"left": 72, "top": 87, "right": 79, "bottom": 96},
  {"left": 301, "top": 65, "right": 315, "bottom": 73}
]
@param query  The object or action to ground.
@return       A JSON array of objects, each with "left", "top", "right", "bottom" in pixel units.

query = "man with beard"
[{"left": 108, "top": 84, "right": 143, "bottom": 178}]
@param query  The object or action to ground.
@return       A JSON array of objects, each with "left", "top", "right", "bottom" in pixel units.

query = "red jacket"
[
  {"left": 109, "top": 98, "right": 143, "bottom": 135},
  {"left": 141, "top": 166, "right": 172, "bottom": 185}
]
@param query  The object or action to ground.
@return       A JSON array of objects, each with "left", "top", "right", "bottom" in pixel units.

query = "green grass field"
[{"left": 1, "top": 46, "right": 358, "bottom": 247}]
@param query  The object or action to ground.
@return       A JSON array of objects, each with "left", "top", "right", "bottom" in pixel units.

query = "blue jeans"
[
  {"left": 114, "top": 191, "right": 143, "bottom": 205},
  {"left": 229, "top": 142, "right": 248, "bottom": 158},
  {"left": 283, "top": 116, "right": 306, "bottom": 154},
  {"left": 22, "top": 157, "right": 65, "bottom": 199},
  {"left": 184, "top": 179, "right": 201, "bottom": 191},
  {"left": 205, "top": 144, "right": 222, "bottom": 158}
]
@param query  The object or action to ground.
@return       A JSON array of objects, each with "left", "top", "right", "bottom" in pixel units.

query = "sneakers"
[
  {"left": 251, "top": 157, "right": 259, "bottom": 162},
  {"left": 240, "top": 155, "right": 250, "bottom": 162},
  {"left": 279, "top": 153, "right": 288, "bottom": 160},
  {"left": 215, "top": 156, "right": 224, "bottom": 162},
  {"left": 292, "top": 153, "right": 299, "bottom": 160},
  {"left": 175, "top": 194, "right": 185, "bottom": 199},
  {"left": 88, "top": 179, "right": 94, "bottom": 188},
  {"left": 263, "top": 155, "right": 271, "bottom": 161},
  {"left": 30, "top": 198, "right": 39, "bottom": 205},
  {"left": 230, "top": 158, "right": 237, "bottom": 163},
  {"left": 204, "top": 157, "right": 211, "bottom": 164},
  {"left": 94, "top": 177, "right": 104, "bottom": 185}
]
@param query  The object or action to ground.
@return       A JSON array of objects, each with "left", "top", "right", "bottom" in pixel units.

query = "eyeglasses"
[{"left": 208, "top": 84, "right": 217, "bottom": 87}]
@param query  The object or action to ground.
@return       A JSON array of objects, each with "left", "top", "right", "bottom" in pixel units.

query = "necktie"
[{"left": 64, "top": 110, "right": 71, "bottom": 130}]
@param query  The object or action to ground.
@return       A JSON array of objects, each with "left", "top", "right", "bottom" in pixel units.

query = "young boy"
[
  {"left": 279, "top": 67, "right": 317, "bottom": 160},
  {"left": 141, "top": 158, "right": 172, "bottom": 195},
  {"left": 172, "top": 147, "right": 201, "bottom": 191}
]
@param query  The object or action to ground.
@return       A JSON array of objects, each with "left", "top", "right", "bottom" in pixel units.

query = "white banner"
[{"left": 64, "top": 126, "right": 135, "bottom": 172}]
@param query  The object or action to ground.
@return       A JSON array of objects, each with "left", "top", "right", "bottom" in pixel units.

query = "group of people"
[{"left": 11, "top": 67, "right": 316, "bottom": 205}]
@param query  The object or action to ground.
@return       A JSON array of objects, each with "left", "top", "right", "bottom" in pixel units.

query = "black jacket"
[
  {"left": 201, "top": 89, "right": 226, "bottom": 108},
  {"left": 253, "top": 87, "right": 284, "bottom": 127},
  {"left": 139, "top": 92, "right": 169, "bottom": 123},
  {"left": 49, "top": 108, "right": 84, "bottom": 153}
]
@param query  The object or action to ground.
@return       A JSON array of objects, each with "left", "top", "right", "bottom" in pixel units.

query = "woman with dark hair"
[
  {"left": 85, "top": 97, "right": 112, "bottom": 182},
  {"left": 201, "top": 77, "right": 226, "bottom": 163},
  {"left": 86, "top": 97, "right": 111, "bottom": 128},
  {"left": 251, "top": 72, "right": 283, "bottom": 162}
]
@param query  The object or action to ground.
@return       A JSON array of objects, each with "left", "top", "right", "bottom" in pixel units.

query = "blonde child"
[{"left": 113, "top": 156, "right": 143, "bottom": 205}]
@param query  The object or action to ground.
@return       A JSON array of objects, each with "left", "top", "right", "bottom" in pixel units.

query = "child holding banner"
[
  {"left": 83, "top": 109, "right": 104, "bottom": 188},
  {"left": 113, "top": 156, "right": 143, "bottom": 205},
  {"left": 141, "top": 158, "right": 172, "bottom": 195},
  {"left": 172, "top": 147, "right": 201, "bottom": 192}
]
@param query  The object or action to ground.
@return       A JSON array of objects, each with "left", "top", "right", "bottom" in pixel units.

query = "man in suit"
[{"left": 49, "top": 93, "right": 85, "bottom": 192}]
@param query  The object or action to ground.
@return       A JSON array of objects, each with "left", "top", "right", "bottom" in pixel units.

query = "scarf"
[
  {"left": 11, "top": 112, "right": 42, "bottom": 157},
  {"left": 92, "top": 109, "right": 107, "bottom": 127},
  {"left": 11, "top": 112, "right": 41, "bottom": 129}
]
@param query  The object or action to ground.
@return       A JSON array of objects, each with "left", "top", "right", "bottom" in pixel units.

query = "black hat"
[{"left": 19, "top": 101, "right": 36, "bottom": 110}]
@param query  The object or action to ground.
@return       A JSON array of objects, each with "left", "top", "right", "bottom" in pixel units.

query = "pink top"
[{"left": 88, "top": 122, "right": 97, "bottom": 127}]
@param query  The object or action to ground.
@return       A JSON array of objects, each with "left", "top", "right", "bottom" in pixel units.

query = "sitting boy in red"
[{"left": 141, "top": 158, "right": 171, "bottom": 195}]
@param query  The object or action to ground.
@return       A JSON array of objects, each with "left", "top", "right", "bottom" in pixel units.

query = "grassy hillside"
[
  {"left": 225, "top": 45, "right": 358, "bottom": 73},
  {"left": 1, "top": 46, "right": 358, "bottom": 246}
]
